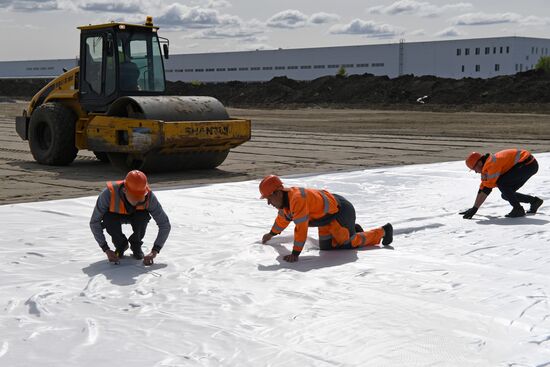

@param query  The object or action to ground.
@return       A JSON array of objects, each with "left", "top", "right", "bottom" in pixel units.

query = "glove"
[
  {"left": 105, "top": 249, "right": 119, "bottom": 263},
  {"left": 460, "top": 207, "right": 478, "bottom": 219}
]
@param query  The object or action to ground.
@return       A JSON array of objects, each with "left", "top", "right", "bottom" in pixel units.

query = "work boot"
[
  {"left": 131, "top": 244, "right": 144, "bottom": 260},
  {"left": 354, "top": 224, "right": 364, "bottom": 233},
  {"left": 505, "top": 206, "right": 525, "bottom": 218},
  {"left": 115, "top": 244, "right": 129, "bottom": 258},
  {"left": 382, "top": 223, "right": 393, "bottom": 246},
  {"left": 528, "top": 197, "right": 544, "bottom": 214}
]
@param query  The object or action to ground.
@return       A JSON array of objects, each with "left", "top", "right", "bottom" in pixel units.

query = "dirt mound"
[{"left": 3, "top": 70, "right": 550, "bottom": 112}]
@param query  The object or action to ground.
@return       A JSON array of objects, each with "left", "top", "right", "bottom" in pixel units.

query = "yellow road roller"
[{"left": 15, "top": 17, "right": 251, "bottom": 172}]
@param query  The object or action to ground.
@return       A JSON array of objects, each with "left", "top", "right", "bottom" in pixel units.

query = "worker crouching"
[
  {"left": 90, "top": 170, "right": 171, "bottom": 265},
  {"left": 460, "top": 149, "right": 543, "bottom": 219},
  {"left": 259, "top": 175, "right": 393, "bottom": 263}
]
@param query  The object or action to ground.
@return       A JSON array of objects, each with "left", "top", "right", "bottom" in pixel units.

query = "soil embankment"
[{"left": 2, "top": 70, "right": 550, "bottom": 112}]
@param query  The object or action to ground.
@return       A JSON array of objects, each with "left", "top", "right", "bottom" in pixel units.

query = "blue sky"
[{"left": 1, "top": 0, "right": 549, "bottom": 61}]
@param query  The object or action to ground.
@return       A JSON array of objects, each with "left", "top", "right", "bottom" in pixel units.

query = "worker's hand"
[
  {"left": 105, "top": 249, "right": 119, "bottom": 263},
  {"left": 283, "top": 254, "right": 299, "bottom": 263},
  {"left": 262, "top": 233, "right": 274, "bottom": 244},
  {"left": 460, "top": 207, "right": 478, "bottom": 219},
  {"left": 143, "top": 250, "right": 157, "bottom": 266}
]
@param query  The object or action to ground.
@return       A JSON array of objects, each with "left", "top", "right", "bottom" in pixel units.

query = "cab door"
[{"left": 79, "top": 30, "right": 117, "bottom": 112}]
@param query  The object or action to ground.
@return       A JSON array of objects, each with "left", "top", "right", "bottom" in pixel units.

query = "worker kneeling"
[
  {"left": 460, "top": 149, "right": 543, "bottom": 219},
  {"left": 90, "top": 170, "right": 171, "bottom": 265},
  {"left": 259, "top": 175, "right": 393, "bottom": 263}
]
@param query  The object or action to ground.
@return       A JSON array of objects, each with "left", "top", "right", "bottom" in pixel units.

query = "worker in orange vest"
[
  {"left": 259, "top": 175, "right": 393, "bottom": 262},
  {"left": 90, "top": 170, "right": 171, "bottom": 265},
  {"left": 460, "top": 149, "right": 543, "bottom": 219}
]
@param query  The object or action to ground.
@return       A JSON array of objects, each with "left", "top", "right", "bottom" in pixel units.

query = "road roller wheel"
[
  {"left": 28, "top": 102, "right": 77, "bottom": 165},
  {"left": 107, "top": 150, "right": 229, "bottom": 173},
  {"left": 93, "top": 151, "right": 110, "bottom": 163}
]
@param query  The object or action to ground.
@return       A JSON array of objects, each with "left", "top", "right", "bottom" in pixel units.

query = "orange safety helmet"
[
  {"left": 259, "top": 175, "right": 284, "bottom": 199},
  {"left": 465, "top": 152, "right": 482, "bottom": 170},
  {"left": 124, "top": 170, "right": 149, "bottom": 201}
]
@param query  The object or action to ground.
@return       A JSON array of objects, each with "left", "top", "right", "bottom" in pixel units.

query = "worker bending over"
[
  {"left": 90, "top": 170, "right": 171, "bottom": 265},
  {"left": 460, "top": 149, "right": 543, "bottom": 219},
  {"left": 259, "top": 175, "right": 393, "bottom": 262}
]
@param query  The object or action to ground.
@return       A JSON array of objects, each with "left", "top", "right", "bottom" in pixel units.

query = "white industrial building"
[{"left": 1, "top": 36, "right": 549, "bottom": 82}]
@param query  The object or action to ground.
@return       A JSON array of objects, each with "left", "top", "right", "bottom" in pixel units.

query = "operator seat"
[{"left": 119, "top": 61, "right": 140, "bottom": 90}]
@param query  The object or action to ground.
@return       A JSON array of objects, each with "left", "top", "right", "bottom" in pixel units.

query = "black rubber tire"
[
  {"left": 28, "top": 102, "right": 77, "bottom": 165},
  {"left": 93, "top": 151, "right": 110, "bottom": 163}
]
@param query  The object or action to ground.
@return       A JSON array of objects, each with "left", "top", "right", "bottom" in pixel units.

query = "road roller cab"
[
  {"left": 78, "top": 16, "right": 167, "bottom": 112},
  {"left": 15, "top": 17, "right": 251, "bottom": 172}
]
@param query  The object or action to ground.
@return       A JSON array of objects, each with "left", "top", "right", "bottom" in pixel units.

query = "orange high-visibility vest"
[
  {"left": 480, "top": 149, "right": 535, "bottom": 189},
  {"left": 106, "top": 181, "right": 151, "bottom": 214},
  {"left": 271, "top": 187, "right": 339, "bottom": 253}
]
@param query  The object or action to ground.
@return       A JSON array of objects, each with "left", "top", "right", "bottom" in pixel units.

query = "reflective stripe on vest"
[{"left": 320, "top": 190, "right": 330, "bottom": 214}]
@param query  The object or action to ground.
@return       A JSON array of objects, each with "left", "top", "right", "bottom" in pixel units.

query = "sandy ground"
[{"left": 1, "top": 101, "right": 549, "bottom": 204}]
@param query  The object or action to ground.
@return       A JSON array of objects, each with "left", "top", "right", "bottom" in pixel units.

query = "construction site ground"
[{"left": 1, "top": 100, "right": 549, "bottom": 205}]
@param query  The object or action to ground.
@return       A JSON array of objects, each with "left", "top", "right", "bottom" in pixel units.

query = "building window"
[
  {"left": 327, "top": 64, "right": 339, "bottom": 68},
  {"left": 515, "top": 64, "right": 519, "bottom": 71},
  {"left": 313, "top": 65, "right": 325, "bottom": 69},
  {"left": 475, "top": 47, "right": 480, "bottom": 55},
  {"left": 356, "top": 63, "right": 369, "bottom": 67},
  {"left": 251, "top": 67, "right": 260, "bottom": 70},
  {"left": 275, "top": 66, "right": 285, "bottom": 70},
  {"left": 194, "top": 68, "right": 204, "bottom": 72},
  {"left": 499, "top": 46, "right": 503, "bottom": 54},
  {"left": 531, "top": 46, "right": 535, "bottom": 54},
  {"left": 342, "top": 64, "right": 353, "bottom": 68},
  {"left": 228, "top": 67, "right": 237, "bottom": 71},
  {"left": 206, "top": 68, "right": 215, "bottom": 72},
  {"left": 464, "top": 48, "right": 470, "bottom": 55},
  {"left": 216, "top": 68, "right": 226, "bottom": 71},
  {"left": 493, "top": 47, "right": 497, "bottom": 54},
  {"left": 485, "top": 47, "right": 490, "bottom": 55},
  {"left": 494, "top": 64, "right": 500, "bottom": 71},
  {"left": 461, "top": 65, "right": 465, "bottom": 72},
  {"left": 183, "top": 69, "right": 191, "bottom": 72},
  {"left": 262, "top": 66, "right": 273, "bottom": 70},
  {"left": 287, "top": 66, "right": 298, "bottom": 69},
  {"left": 506, "top": 46, "right": 510, "bottom": 53},
  {"left": 475, "top": 65, "right": 480, "bottom": 72},
  {"left": 300, "top": 65, "right": 311, "bottom": 69},
  {"left": 456, "top": 48, "right": 461, "bottom": 56},
  {"left": 372, "top": 63, "right": 385, "bottom": 67},
  {"left": 238, "top": 67, "right": 248, "bottom": 71}
]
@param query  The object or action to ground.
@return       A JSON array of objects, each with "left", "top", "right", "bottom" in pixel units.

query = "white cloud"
[
  {"left": 408, "top": 29, "right": 426, "bottom": 36},
  {"left": 435, "top": 26, "right": 462, "bottom": 37},
  {"left": 6, "top": 0, "right": 59, "bottom": 11},
  {"left": 451, "top": 12, "right": 523, "bottom": 26},
  {"left": 156, "top": 4, "right": 224, "bottom": 29},
  {"left": 266, "top": 9, "right": 309, "bottom": 29},
  {"left": 78, "top": 1, "right": 142, "bottom": 13},
  {"left": 206, "top": 0, "right": 231, "bottom": 8},
  {"left": 368, "top": 0, "right": 472, "bottom": 17},
  {"left": 309, "top": 12, "right": 339, "bottom": 24},
  {"left": 329, "top": 19, "right": 398, "bottom": 38}
]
